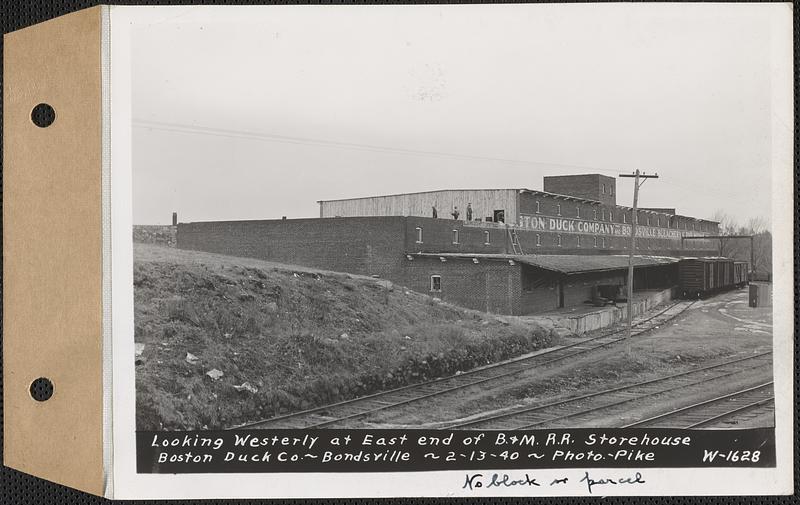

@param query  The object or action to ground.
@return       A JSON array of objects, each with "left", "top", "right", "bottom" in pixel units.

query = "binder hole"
[
  {"left": 30, "top": 377, "right": 54, "bottom": 401},
  {"left": 31, "top": 103, "right": 56, "bottom": 128}
]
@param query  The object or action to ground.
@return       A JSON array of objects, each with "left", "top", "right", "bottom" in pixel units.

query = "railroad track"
[
  {"left": 447, "top": 351, "right": 772, "bottom": 429},
  {"left": 237, "top": 300, "right": 697, "bottom": 429},
  {"left": 622, "top": 382, "right": 775, "bottom": 429}
]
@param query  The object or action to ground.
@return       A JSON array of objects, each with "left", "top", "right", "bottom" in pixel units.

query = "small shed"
[{"left": 749, "top": 282, "right": 772, "bottom": 307}]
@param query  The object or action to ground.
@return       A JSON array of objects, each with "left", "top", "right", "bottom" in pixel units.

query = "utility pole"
[{"left": 619, "top": 170, "right": 659, "bottom": 352}]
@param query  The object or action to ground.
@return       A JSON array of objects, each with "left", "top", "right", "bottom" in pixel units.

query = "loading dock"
[{"left": 408, "top": 253, "right": 680, "bottom": 315}]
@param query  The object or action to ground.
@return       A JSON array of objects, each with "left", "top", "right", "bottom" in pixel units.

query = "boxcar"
[
  {"left": 733, "top": 261, "right": 749, "bottom": 287},
  {"left": 678, "top": 257, "right": 745, "bottom": 298}
]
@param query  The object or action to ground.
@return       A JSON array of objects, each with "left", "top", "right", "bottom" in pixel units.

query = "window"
[
  {"left": 593, "top": 209, "right": 598, "bottom": 220},
  {"left": 602, "top": 209, "right": 606, "bottom": 221},
  {"left": 610, "top": 186, "right": 614, "bottom": 196},
  {"left": 556, "top": 234, "right": 562, "bottom": 247},
  {"left": 601, "top": 237, "right": 606, "bottom": 248},
  {"left": 576, "top": 236, "right": 581, "bottom": 248},
  {"left": 430, "top": 275, "right": 442, "bottom": 292},
  {"left": 452, "top": 229, "right": 459, "bottom": 244},
  {"left": 536, "top": 234, "right": 541, "bottom": 246},
  {"left": 415, "top": 226, "right": 423, "bottom": 243},
  {"left": 484, "top": 230, "right": 490, "bottom": 245},
  {"left": 623, "top": 213, "right": 627, "bottom": 224},
  {"left": 647, "top": 216, "right": 651, "bottom": 226},
  {"left": 535, "top": 201, "right": 541, "bottom": 213},
  {"left": 594, "top": 236, "right": 598, "bottom": 248},
  {"left": 556, "top": 203, "right": 561, "bottom": 216},
  {"left": 609, "top": 211, "right": 613, "bottom": 222},
  {"left": 576, "top": 206, "right": 581, "bottom": 218},
  {"left": 602, "top": 183, "right": 606, "bottom": 194}
]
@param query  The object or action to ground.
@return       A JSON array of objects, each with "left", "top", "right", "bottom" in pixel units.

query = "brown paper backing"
[{"left": 3, "top": 6, "right": 105, "bottom": 496}]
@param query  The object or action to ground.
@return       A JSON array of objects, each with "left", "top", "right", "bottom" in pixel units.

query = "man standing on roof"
[
  {"left": 466, "top": 203, "right": 473, "bottom": 221},
  {"left": 432, "top": 205, "right": 438, "bottom": 218},
  {"left": 451, "top": 206, "right": 460, "bottom": 220}
]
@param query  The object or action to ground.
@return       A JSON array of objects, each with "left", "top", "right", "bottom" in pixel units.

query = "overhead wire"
[
  {"left": 132, "top": 119, "right": 626, "bottom": 176},
  {"left": 133, "top": 119, "right": 764, "bottom": 210}
]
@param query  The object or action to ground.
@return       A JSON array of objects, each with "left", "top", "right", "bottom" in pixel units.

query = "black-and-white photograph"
[{"left": 130, "top": 4, "right": 777, "bottom": 438}]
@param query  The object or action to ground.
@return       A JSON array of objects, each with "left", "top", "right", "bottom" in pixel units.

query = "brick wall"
[
  {"left": 403, "top": 216, "right": 510, "bottom": 254},
  {"left": 399, "top": 215, "right": 720, "bottom": 257},
  {"left": 177, "top": 217, "right": 407, "bottom": 278},
  {"left": 519, "top": 286, "right": 560, "bottom": 313},
  {"left": 397, "top": 256, "right": 523, "bottom": 314},
  {"left": 543, "top": 174, "right": 617, "bottom": 206},
  {"left": 516, "top": 192, "right": 719, "bottom": 255},
  {"left": 510, "top": 228, "right": 718, "bottom": 256},
  {"left": 177, "top": 215, "right": 704, "bottom": 316}
]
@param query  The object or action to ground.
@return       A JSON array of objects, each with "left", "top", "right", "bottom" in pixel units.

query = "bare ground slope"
[{"left": 133, "top": 243, "right": 556, "bottom": 430}]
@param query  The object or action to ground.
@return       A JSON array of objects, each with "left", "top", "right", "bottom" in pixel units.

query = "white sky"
[{"left": 128, "top": 4, "right": 787, "bottom": 226}]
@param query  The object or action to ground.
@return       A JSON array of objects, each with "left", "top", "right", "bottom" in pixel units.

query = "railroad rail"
[
  {"left": 238, "top": 300, "right": 697, "bottom": 429},
  {"left": 622, "top": 382, "right": 775, "bottom": 429},
  {"left": 447, "top": 351, "right": 772, "bottom": 429}
]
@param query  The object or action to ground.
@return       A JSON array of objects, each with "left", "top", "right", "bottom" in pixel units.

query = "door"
[{"left": 749, "top": 284, "right": 759, "bottom": 307}]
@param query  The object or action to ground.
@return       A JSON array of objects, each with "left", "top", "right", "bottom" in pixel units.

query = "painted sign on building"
[{"left": 517, "top": 214, "right": 705, "bottom": 240}]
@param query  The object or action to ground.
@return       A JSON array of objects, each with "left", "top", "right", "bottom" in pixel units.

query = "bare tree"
[
  {"left": 711, "top": 210, "right": 743, "bottom": 258},
  {"left": 710, "top": 210, "right": 772, "bottom": 275},
  {"left": 746, "top": 216, "right": 768, "bottom": 234}
]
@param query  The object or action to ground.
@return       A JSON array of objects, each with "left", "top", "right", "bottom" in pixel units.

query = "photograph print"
[{"left": 130, "top": 5, "right": 778, "bottom": 441}]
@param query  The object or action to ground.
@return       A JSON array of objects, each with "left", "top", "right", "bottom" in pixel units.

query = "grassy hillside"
[{"left": 134, "top": 243, "right": 556, "bottom": 430}]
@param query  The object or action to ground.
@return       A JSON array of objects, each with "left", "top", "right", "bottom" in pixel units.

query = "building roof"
[
  {"left": 515, "top": 254, "right": 681, "bottom": 274},
  {"left": 317, "top": 188, "right": 518, "bottom": 203},
  {"left": 410, "top": 253, "right": 681, "bottom": 275},
  {"left": 318, "top": 187, "right": 717, "bottom": 224},
  {"left": 318, "top": 187, "right": 603, "bottom": 206}
]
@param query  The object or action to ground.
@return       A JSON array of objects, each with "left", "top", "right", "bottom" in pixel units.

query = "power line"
[
  {"left": 134, "top": 120, "right": 762, "bottom": 214},
  {"left": 132, "top": 119, "right": 625, "bottom": 176}
]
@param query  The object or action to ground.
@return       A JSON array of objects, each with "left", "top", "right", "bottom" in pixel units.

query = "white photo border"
[{"left": 108, "top": 4, "right": 794, "bottom": 499}]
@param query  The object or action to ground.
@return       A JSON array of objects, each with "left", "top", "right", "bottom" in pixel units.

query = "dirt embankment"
[{"left": 134, "top": 244, "right": 557, "bottom": 430}]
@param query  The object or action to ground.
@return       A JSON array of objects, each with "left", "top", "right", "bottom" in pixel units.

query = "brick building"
[{"left": 177, "top": 174, "right": 719, "bottom": 315}]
